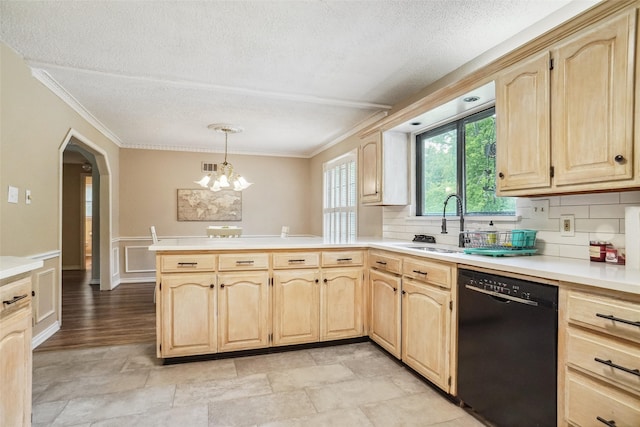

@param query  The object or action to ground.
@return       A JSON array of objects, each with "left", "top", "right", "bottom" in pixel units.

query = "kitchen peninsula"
[{"left": 151, "top": 236, "right": 640, "bottom": 424}]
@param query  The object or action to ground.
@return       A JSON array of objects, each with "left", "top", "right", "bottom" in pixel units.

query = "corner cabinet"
[
  {"left": 359, "top": 131, "right": 409, "bottom": 205},
  {"left": 496, "top": 7, "right": 640, "bottom": 196}
]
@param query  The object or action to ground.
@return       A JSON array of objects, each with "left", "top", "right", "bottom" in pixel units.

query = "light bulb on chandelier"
[{"left": 195, "top": 124, "right": 252, "bottom": 192}]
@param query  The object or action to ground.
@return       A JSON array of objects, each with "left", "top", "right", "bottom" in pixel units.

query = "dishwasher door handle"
[{"left": 464, "top": 285, "right": 539, "bottom": 306}]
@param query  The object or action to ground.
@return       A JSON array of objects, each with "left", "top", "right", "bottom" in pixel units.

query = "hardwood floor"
[{"left": 35, "top": 267, "right": 156, "bottom": 351}]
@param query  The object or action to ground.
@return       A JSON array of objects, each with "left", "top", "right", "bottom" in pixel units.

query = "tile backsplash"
[{"left": 382, "top": 190, "right": 640, "bottom": 261}]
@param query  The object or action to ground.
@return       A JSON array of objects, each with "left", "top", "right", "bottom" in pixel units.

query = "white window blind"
[{"left": 323, "top": 150, "right": 357, "bottom": 242}]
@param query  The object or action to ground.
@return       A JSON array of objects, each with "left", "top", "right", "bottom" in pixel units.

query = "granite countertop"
[
  {"left": 0, "top": 256, "right": 43, "bottom": 281},
  {"left": 149, "top": 236, "right": 640, "bottom": 296}
]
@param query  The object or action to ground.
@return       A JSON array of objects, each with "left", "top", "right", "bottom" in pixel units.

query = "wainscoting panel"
[
  {"left": 125, "top": 245, "right": 156, "bottom": 273},
  {"left": 34, "top": 267, "right": 56, "bottom": 323}
]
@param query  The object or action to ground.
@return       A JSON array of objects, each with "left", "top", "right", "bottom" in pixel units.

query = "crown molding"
[
  {"left": 30, "top": 67, "right": 123, "bottom": 147},
  {"left": 121, "top": 143, "right": 311, "bottom": 159},
  {"left": 307, "top": 110, "right": 389, "bottom": 158}
]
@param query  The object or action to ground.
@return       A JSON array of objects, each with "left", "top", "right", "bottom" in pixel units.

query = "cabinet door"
[
  {"left": 272, "top": 269, "right": 320, "bottom": 346},
  {"left": 321, "top": 268, "right": 363, "bottom": 340},
  {"left": 218, "top": 271, "right": 270, "bottom": 352},
  {"left": 402, "top": 279, "right": 451, "bottom": 392},
  {"left": 160, "top": 273, "right": 216, "bottom": 357},
  {"left": 359, "top": 133, "right": 382, "bottom": 204},
  {"left": 369, "top": 269, "right": 401, "bottom": 358},
  {"left": 0, "top": 310, "right": 32, "bottom": 427},
  {"left": 552, "top": 10, "right": 636, "bottom": 187},
  {"left": 496, "top": 50, "right": 551, "bottom": 194}
]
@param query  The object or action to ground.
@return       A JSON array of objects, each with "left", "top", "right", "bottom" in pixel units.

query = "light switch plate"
[
  {"left": 561, "top": 214, "right": 575, "bottom": 236},
  {"left": 530, "top": 199, "right": 549, "bottom": 220},
  {"left": 7, "top": 186, "right": 18, "bottom": 204},
  {"left": 25, "top": 189, "right": 31, "bottom": 204}
]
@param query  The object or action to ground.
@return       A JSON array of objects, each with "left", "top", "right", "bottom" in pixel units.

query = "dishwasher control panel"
[{"left": 459, "top": 269, "right": 558, "bottom": 308}]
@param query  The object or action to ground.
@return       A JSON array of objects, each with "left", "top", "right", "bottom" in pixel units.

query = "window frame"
[
  {"left": 322, "top": 149, "right": 358, "bottom": 241},
  {"left": 415, "top": 106, "right": 512, "bottom": 217}
]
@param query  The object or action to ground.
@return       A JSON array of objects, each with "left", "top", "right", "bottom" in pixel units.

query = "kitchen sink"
[{"left": 400, "top": 245, "right": 460, "bottom": 254}]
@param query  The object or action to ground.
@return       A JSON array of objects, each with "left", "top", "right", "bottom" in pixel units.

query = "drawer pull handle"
[
  {"left": 375, "top": 261, "right": 387, "bottom": 265},
  {"left": 336, "top": 258, "right": 353, "bottom": 262},
  {"left": 595, "top": 313, "right": 640, "bottom": 327},
  {"left": 236, "top": 260, "right": 255, "bottom": 265},
  {"left": 596, "top": 416, "right": 617, "bottom": 427},
  {"left": 594, "top": 357, "right": 640, "bottom": 377},
  {"left": 288, "top": 259, "right": 306, "bottom": 263},
  {"left": 412, "top": 270, "right": 428, "bottom": 275},
  {"left": 3, "top": 294, "right": 28, "bottom": 305},
  {"left": 177, "top": 262, "right": 198, "bottom": 267}
]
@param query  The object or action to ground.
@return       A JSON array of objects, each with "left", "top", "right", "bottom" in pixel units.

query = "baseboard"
[
  {"left": 118, "top": 276, "right": 156, "bottom": 284},
  {"left": 32, "top": 321, "right": 60, "bottom": 349}
]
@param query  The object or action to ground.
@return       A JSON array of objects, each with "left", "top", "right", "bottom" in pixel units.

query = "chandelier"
[{"left": 195, "top": 124, "right": 252, "bottom": 192}]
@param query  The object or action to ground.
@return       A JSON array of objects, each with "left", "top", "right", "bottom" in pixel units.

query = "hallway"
[{"left": 35, "top": 270, "right": 156, "bottom": 351}]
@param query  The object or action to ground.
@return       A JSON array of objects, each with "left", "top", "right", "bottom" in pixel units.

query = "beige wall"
[
  {"left": 309, "top": 134, "right": 383, "bottom": 238},
  {"left": 119, "top": 148, "right": 313, "bottom": 238},
  {"left": 1, "top": 42, "right": 121, "bottom": 343},
  {"left": 61, "top": 164, "right": 85, "bottom": 269}
]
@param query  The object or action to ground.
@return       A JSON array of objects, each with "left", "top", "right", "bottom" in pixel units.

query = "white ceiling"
[{"left": 0, "top": 1, "right": 597, "bottom": 157}]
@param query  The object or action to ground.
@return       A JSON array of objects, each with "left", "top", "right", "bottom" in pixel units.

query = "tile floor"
[{"left": 32, "top": 341, "right": 487, "bottom": 427}]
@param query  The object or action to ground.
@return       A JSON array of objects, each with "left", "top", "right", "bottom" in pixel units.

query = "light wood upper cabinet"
[
  {"left": 496, "top": 8, "right": 639, "bottom": 196},
  {"left": 496, "top": 51, "right": 551, "bottom": 192},
  {"left": 402, "top": 278, "right": 452, "bottom": 393},
  {"left": 552, "top": 11, "right": 636, "bottom": 187},
  {"left": 218, "top": 271, "right": 270, "bottom": 352},
  {"left": 159, "top": 273, "right": 217, "bottom": 357},
  {"left": 321, "top": 267, "right": 363, "bottom": 340},
  {"left": 369, "top": 268, "right": 402, "bottom": 358},
  {"left": 272, "top": 269, "right": 320, "bottom": 346},
  {"left": 359, "top": 131, "right": 409, "bottom": 205}
]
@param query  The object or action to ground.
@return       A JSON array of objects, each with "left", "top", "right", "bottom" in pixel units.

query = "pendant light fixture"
[{"left": 195, "top": 124, "right": 252, "bottom": 192}]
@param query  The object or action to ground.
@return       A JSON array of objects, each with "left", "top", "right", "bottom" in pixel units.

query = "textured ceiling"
[{"left": 0, "top": 1, "right": 596, "bottom": 157}]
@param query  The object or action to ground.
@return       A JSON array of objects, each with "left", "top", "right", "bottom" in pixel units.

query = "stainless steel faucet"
[{"left": 441, "top": 194, "right": 466, "bottom": 247}]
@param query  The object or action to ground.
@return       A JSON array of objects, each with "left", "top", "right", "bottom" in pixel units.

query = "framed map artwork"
[{"left": 177, "top": 189, "right": 242, "bottom": 221}]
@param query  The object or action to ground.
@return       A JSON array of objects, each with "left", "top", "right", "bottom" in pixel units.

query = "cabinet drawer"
[
  {"left": 567, "top": 328, "right": 640, "bottom": 394},
  {"left": 566, "top": 371, "right": 640, "bottom": 427},
  {"left": 369, "top": 251, "right": 402, "bottom": 275},
  {"left": 0, "top": 277, "right": 32, "bottom": 318},
  {"left": 161, "top": 254, "right": 216, "bottom": 272},
  {"left": 567, "top": 291, "right": 640, "bottom": 344},
  {"left": 218, "top": 253, "right": 269, "bottom": 271},
  {"left": 402, "top": 258, "right": 452, "bottom": 289},
  {"left": 273, "top": 252, "right": 319, "bottom": 269},
  {"left": 321, "top": 251, "right": 364, "bottom": 267}
]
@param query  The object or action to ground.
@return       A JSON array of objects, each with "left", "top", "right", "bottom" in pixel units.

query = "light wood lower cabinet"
[
  {"left": 401, "top": 278, "right": 452, "bottom": 392},
  {"left": 1, "top": 307, "right": 32, "bottom": 427},
  {"left": 159, "top": 273, "right": 217, "bottom": 357},
  {"left": 560, "top": 285, "right": 640, "bottom": 426},
  {"left": 272, "top": 269, "right": 320, "bottom": 346},
  {"left": 321, "top": 267, "right": 363, "bottom": 341},
  {"left": 218, "top": 271, "right": 270, "bottom": 352},
  {"left": 369, "top": 268, "right": 401, "bottom": 358}
]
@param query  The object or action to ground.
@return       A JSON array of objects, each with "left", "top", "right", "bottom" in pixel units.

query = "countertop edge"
[
  {"left": 0, "top": 256, "right": 44, "bottom": 281},
  {"left": 149, "top": 238, "right": 640, "bottom": 296}
]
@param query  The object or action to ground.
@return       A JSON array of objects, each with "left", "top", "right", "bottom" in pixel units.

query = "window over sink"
[{"left": 415, "top": 107, "right": 515, "bottom": 217}]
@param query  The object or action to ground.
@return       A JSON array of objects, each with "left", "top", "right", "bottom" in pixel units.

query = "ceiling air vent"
[{"left": 201, "top": 162, "right": 217, "bottom": 173}]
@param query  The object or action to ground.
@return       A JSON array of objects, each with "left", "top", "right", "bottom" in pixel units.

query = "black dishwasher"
[{"left": 457, "top": 268, "right": 558, "bottom": 427}]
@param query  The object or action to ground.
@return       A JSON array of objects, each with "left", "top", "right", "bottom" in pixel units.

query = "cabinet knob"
[
  {"left": 220, "top": 284, "right": 225, "bottom": 288},
  {"left": 315, "top": 279, "right": 319, "bottom": 283},
  {"left": 210, "top": 284, "right": 214, "bottom": 288},
  {"left": 323, "top": 278, "right": 328, "bottom": 283},
  {"left": 498, "top": 172, "right": 505, "bottom": 179},
  {"left": 614, "top": 154, "right": 625, "bottom": 164}
]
